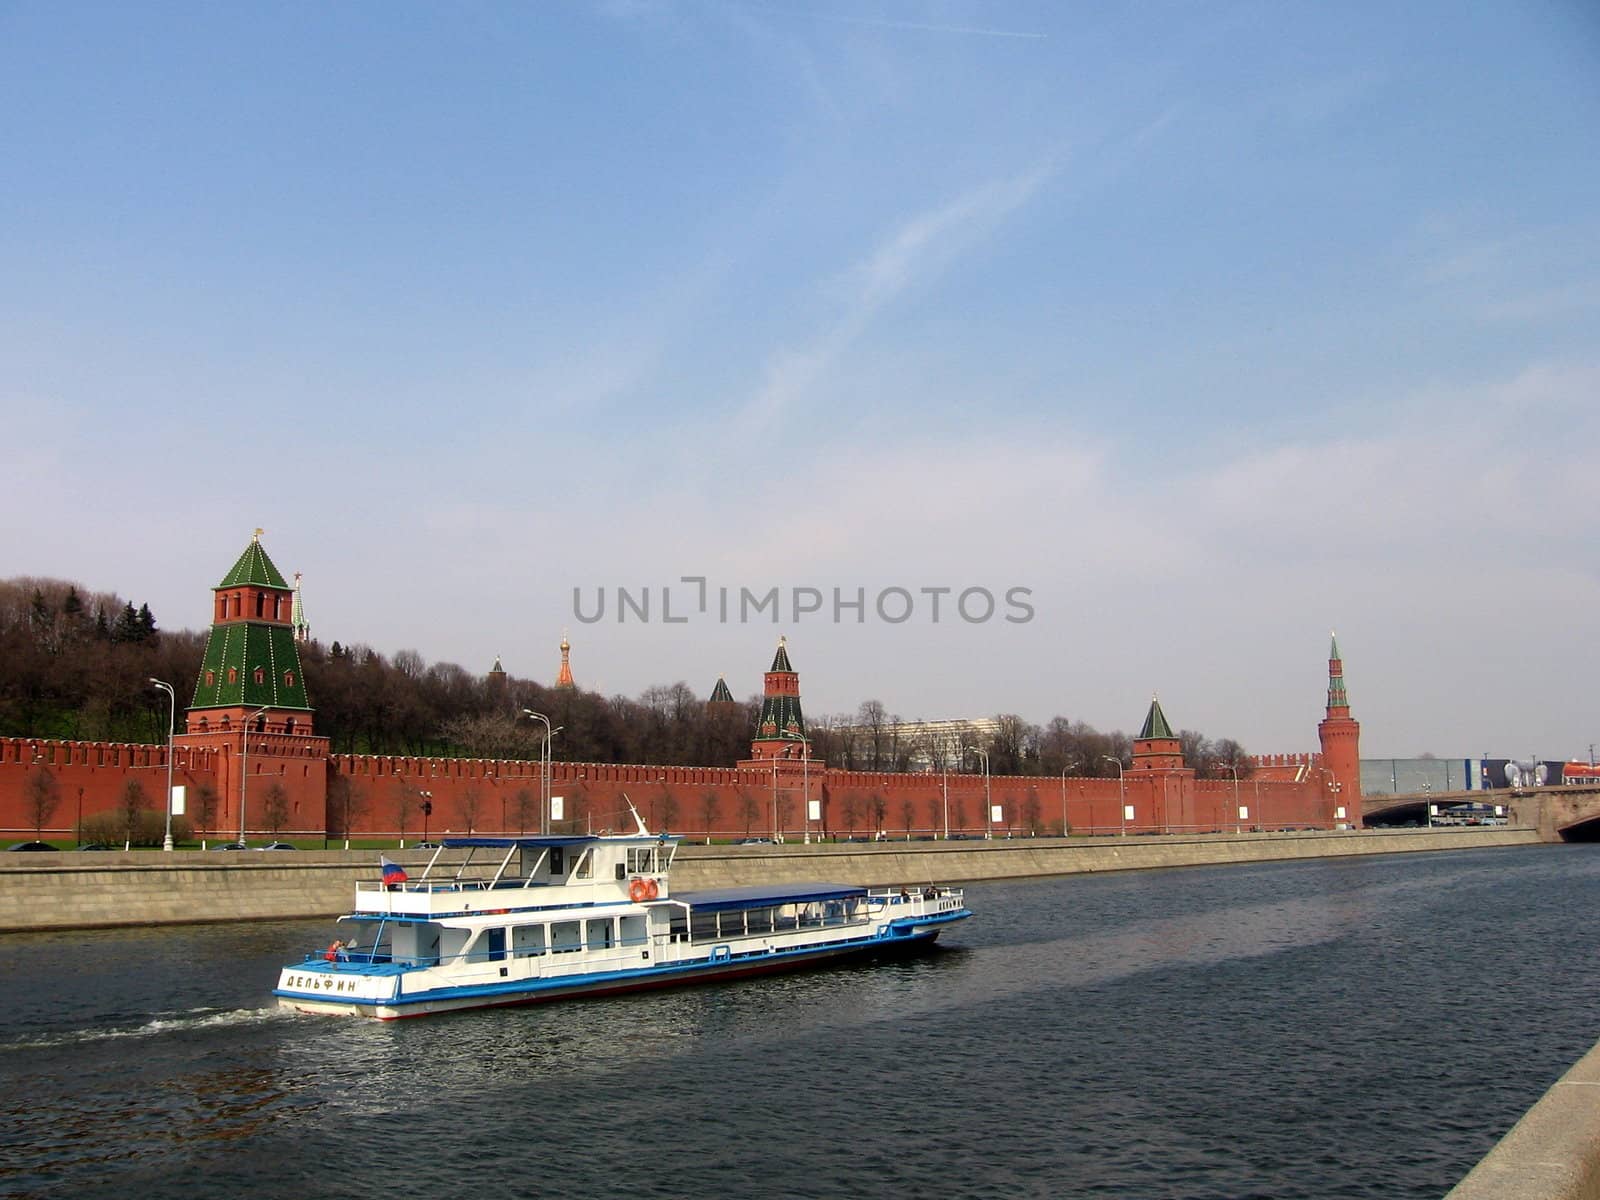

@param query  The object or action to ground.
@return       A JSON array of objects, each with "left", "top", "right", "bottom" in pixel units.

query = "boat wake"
[{"left": 2, "top": 1004, "right": 295, "bottom": 1051}]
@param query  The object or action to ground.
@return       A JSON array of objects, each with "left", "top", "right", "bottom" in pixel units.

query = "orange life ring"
[
  {"left": 324, "top": 941, "right": 342, "bottom": 962},
  {"left": 628, "top": 878, "right": 649, "bottom": 902},
  {"left": 644, "top": 879, "right": 659, "bottom": 900}
]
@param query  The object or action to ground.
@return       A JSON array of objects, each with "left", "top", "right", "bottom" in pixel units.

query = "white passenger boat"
[{"left": 275, "top": 822, "right": 971, "bottom": 1020}]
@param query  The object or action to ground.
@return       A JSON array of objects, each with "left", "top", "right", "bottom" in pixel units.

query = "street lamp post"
[
  {"left": 1317, "top": 766, "right": 1343, "bottom": 830},
  {"left": 970, "top": 747, "right": 992, "bottom": 840},
  {"left": 1059, "top": 758, "right": 1081, "bottom": 838},
  {"left": 1103, "top": 755, "right": 1126, "bottom": 836},
  {"left": 777, "top": 731, "right": 810, "bottom": 844},
  {"left": 941, "top": 767, "right": 950, "bottom": 840},
  {"left": 149, "top": 678, "right": 177, "bottom": 851},
  {"left": 1220, "top": 760, "right": 1241, "bottom": 834},
  {"left": 240, "top": 706, "right": 270, "bottom": 844},
  {"left": 420, "top": 790, "right": 433, "bottom": 842},
  {"left": 522, "top": 710, "right": 556, "bottom": 835}
]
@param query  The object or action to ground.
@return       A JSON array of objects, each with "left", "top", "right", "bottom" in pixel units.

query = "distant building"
[{"left": 831, "top": 717, "right": 1003, "bottom": 772}]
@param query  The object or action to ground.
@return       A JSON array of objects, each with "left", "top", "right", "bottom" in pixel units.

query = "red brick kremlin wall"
[{"left": 0, "top": 736, "right": 1344, "bottom": 841}]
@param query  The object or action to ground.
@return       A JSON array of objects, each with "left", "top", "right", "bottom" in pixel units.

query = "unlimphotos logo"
[{"left": 572, "top": 578, "right": 1034, "bottom": 625}]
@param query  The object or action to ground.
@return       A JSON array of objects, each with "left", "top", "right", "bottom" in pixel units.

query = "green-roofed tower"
[
  {"left": 1131, "top": 694, "right": 1186, "bottom": 772},
  {"left": 1138, "top": 696, "right": 1176, "bottom": 741},
  {"left": 748, "top": 636, "right": 808, "bottom": 760},
  {"left": 708, "top": 676, "right": 735, "bottom": 706},
  {"left": 186, "top": 531, "right": 314, "bottom": 735}
]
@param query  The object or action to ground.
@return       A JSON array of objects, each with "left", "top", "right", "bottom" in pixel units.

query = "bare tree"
[
  {"left": 869, "top": 792, "right": 887, "bottom": 838},
  {"left": 657, "top": 784, "right": 680, "bottom": 833},
  {"left": 899, "top": 793, "right": 915, "bottom": 839},
  {"left": 119, "top": 778, "right": 148, "bottom": 845},
  {"left": 736, "top": 787, "right": 760, "bottom": 836},
  {"left": 262, "top": 783, "right": 290, "bottom": 837},
  {"left": 394, "top": 779, "right": 417, "bottom": 844},
  {"left": 511, "top": 786, "right": 535, "bottom": 835},
  {"left": 459, "top": 786, "right": 483, "bottom": 835},
  {"left": 193, "top": 782, "right": 219, "bottom": 839},
  {"left": 839, "top": 790, "right": 863, "bottom": 837},
  {"left": 1022, "top": 786, "right": 1043, "bottom": 836},
  {"left": 857, "top": 700, "right": 888, "bottom": 770},
  {"left": 699, "top": 789, "right": 719, "bottom": 843},
  {"left": 24, "top": 764, "right": 61, "bottom": 837}
]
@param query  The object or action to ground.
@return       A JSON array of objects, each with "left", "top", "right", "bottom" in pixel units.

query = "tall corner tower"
[
  {"left": 1317, "top": 632, "right": 1363, "bottom": 825},
  {"left": 186, "top": 531, "right": 314, "bottom": 736},
  {"left": 748, "top": 636, "right": 808, "bottom": 761}
]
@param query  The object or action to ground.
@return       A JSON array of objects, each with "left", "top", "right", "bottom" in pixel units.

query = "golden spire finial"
[{"left": 253, "top": 527, "right": 264, "bottom": 542}]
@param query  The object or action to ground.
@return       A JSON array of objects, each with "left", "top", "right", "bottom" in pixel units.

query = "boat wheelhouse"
[{"left": 275, "top": 827, "right": 970, "bottom": 1019}]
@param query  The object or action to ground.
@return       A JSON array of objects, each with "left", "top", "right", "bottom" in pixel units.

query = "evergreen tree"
[
  {"left": 112, "top": 602, "right": 140, "bottom": 644},
  {"left": 136, "top": 603, "right": 157, "bottom": 643},
  {"left": 62, "top": 587, "right": 84, "bottom": 619}
]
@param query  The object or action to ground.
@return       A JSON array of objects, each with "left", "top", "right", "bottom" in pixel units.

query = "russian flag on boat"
[{"left": 380, "top": 856, "right": 407, "bottom": 885}]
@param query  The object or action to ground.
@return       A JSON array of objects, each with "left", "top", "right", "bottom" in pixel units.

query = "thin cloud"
[{"left": 740, "top": 163, "right": 1056, "bottom": 429}]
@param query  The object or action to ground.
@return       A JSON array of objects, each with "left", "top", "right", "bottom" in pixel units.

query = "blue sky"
[{"left": 3, "top": 1, "right": 1597, "bottom": 759}]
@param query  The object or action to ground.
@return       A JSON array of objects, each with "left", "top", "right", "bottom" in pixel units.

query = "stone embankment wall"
[
  {"left": 0, "top": 826, "right": 1539, "bottom": 934},
  {"left": 1445, "top": 1038, "right": 1600, "bottom": 1200}
]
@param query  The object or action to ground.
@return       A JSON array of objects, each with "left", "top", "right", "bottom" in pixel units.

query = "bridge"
[{"left": 1364, "top": 784, "right": 1600, "bottom": 841}]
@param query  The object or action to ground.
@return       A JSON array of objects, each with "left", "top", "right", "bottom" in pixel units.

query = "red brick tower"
[
  {"left": 1317, "top": 633, "right": 1363, "bottom": 827},
  {"left": 1129, "top": 696, "right": 1196, "bottom": 831},
  {"left": 746, "top": 637, "right": 808, "bottom": 762},
  {"left": 187, "top": 532, "right": 314, "bottom": 737},
  {"left": 1131, "top": 695, "right": 1183, "bottom": 770}
]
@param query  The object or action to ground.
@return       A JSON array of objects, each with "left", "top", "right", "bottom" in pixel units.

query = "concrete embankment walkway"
[{"left": 0, "top": 825, "right": 1539, "bottom": 933}]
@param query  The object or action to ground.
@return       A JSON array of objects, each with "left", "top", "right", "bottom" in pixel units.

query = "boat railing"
[
  {"left": 868, "top": 886, "right": 964, "bottom": 910},
  {"left": 303, "top": 932, "right": 655, "bottom": 972},
  {"left": 355, "top": 877, "right": 545, "bottom": 896}
]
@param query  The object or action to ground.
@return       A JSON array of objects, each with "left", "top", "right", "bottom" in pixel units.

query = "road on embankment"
[{"left": 0, "top": 825, "right": 1540, "bottom": 933}]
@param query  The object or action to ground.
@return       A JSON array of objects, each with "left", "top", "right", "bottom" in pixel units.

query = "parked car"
[
  {"left": 735, "top": 838, "right": 773, "bottom": 845},
  {"left": 257, "top": 842, "right": 295, "bottom": 851},
  {"left": 413, "top": 841, "right": 441, "bottom": 849},
  {"left": 7, "top": 841, "right": 55, "bottom": 852},
  {"left": 75, "top": 843, "right": 114, "bottom": 851},
  {"left": 214, "top": 841, "right": 249, "bottom": 851}
]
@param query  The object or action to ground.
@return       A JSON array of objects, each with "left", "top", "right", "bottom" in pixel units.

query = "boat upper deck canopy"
[{"left": 674, "top": 883, "right": 867, "bottom": 913}]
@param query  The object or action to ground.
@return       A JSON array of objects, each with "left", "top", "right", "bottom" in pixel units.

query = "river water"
[{"left": 2, "top": 844, "right": 1599, "bottom": 1199}]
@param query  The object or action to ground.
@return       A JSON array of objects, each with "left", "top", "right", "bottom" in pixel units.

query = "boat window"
[
  {"left": 549, "top": 848, "right": 565, "bottom": 877},
  {"left": 585, "top": 917, "right": 614, "bottom": 951},
  {"left": 575, "top": 849, "right": 593, "bottom": 879},
  {"left": 551, "top": 921, "right": 581, "bottom": 953},
  {"left": 512, "top": 924, "right": 547, "bottom": 957},
  {"left": 619, "top": 914, "right": 647, "bottom": 947},
  {"left": 627, "top": 847, "right": 657, "bottom": 874}
]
